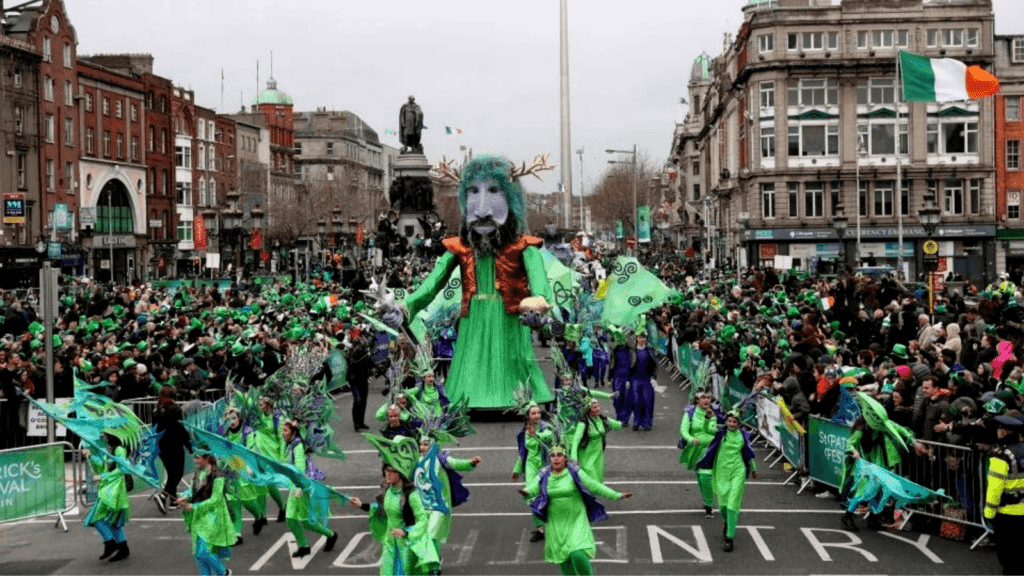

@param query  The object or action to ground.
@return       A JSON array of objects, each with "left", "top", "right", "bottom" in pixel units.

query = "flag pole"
[{"left": 895, "top": 51, "right": 904, "bottom": 280}]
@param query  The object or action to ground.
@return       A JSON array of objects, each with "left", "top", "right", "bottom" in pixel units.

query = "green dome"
[{"left": 253, "top": 77, "right": 292, "bottom": 105}]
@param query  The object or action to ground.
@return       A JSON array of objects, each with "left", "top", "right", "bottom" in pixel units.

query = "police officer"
[{"left": 984, "top": 412, "right": 1024, "bottom": 575}]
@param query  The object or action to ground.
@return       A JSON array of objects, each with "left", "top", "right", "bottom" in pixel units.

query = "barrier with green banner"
[
  {"left": 0, "top": 443, "right": 67, "bottom": 523},
  {"left": 780, "top": 421, "right": 804, "bottom": 469},
  {"left": 807, "top": 416, "right": 852, "bottom": 488}
]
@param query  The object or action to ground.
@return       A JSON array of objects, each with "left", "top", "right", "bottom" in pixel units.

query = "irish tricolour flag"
[{"left": 899, "top": 51, "right": 1000, "bottom": 103}]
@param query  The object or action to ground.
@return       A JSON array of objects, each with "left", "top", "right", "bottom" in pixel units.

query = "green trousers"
[
  {"left": 286, "top": 518, "right": 333, "bottom": 548},
  {"left": 229, "top": 498, "right": 266, "bottom": 535},
  {"left": 558, "top": 549, "right": 593, "bottom": 575},
  {"left": 720, "top": 507, "right": 740, "bottom": 539},
  {"left": 697, "top": 470, "right": 714, "bottom": 508},
  {"left": 258, "top": 488, "right": 287, "bottom": 516}
]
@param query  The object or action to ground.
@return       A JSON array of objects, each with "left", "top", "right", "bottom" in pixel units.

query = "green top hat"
[
  {"left": 101, "top": 318, "right": 115, "bottom": 332},
  {"left": 112, "top": 305, "right": 126, "bottom": 318},
  {"left": 231, "top": 343, "right": 247, "bottom": 356},
  {"left": 891, "top": 343, "right": 909, "bottom": 360},
  {"left": 123, "top": 358, "right": 137, "bottom": 370},
  {"left": 28, "top": 321, "right": 44, "bottom": 335},
  {"left": 786, "top": 306, "right": 800, "bottom": 319},
  {"left": 52, "top": 334, "right": 63, "bottom": 348},
  {"left": 29, "top": 339, "right": 43, "bottom": 350},
  {"left": 137, "top": 341, "right": 148, "bottom": 351}
]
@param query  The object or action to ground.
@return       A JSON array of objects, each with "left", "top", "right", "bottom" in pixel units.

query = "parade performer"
[
  {"left": 984, "top": 413, "right": 1024, "bottom": 575},
  {"left": 568, "top": 391, "right": 621, "bottom": 483},
  {"left": 396, "top": 154, "right": 557, "bottom": 409},
  {"left": 678, "top": 384, "right": 723, "bottom": 517},
  {"left": 607, "top": 326, "right": 632, "bottom": 423},
  {"left": 627, "top": 332, "right": 658, "bottom": 431},
  {"left": 282, "top": 420, "right": 339, "bottom": 558},
  {"left": 177, "top": 453, "right": 236, "bottom": 576},
  {"left": 839, "top": 392, "right": 927, "bottom": 532},
  {"left": 697, "top": 410, "right": 759, "bottom": 552},
  {"left": 590, "top": 325, "right": 610, "bottom": 388},
  {"left": 511, "top": 389, "right": 554, "bottom": 542},
  {"left": 253, "top": 396, "right": 288, "bottom": 522},
  {"left": 434, "top": 316, "right": 457, "bottom": 382},
  {"left": 82, "top": 434, "right": 133, "bottom": 563},
  {"left": 520, "top": 444, "right": 633, "bottom": 575},
  {"left": 354, "top": 434, "right": 439, "bottom": 576},
  {"left": 413, "top": 399, "right": 480, "bottom": 572},
  {"left": 223, "top": 408, "right": 269, "bottom": 541}
]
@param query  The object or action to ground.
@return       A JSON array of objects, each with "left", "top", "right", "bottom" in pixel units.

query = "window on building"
[
  {"left": 1006, "top": 96, "right": 1021, "bottom": 121},
  {"left": 804, "top": 182, "right": 824, "bottom": 217},
  {"left": 758, "top": 34, "right": 774, "bottom": 53},
  {"left": 65, "top": 81, "right": 73, "bottom": 105},
  {"left": 131, "top": 136, "right": 138, "bottom": 161},
  {"left": 115, "top": 101, "right": 122, "bottom": 118},
  {"left": 209, "top": 147, "right": 215, "bottom": 170},
  {"left": 44, "top": 115, "right": 54, "bottom": 143},
  {"left": 1009, "top": 140, "right": 1021, "bottom": 170},
  {"left": 17, "top": 153, "right": 26, "bottom": 189},
  {"left": 327, "top": 142, "right": 335, "bottom": 156},
  {"left": 64, "top": 117, "right": 73, "bottom": 145},
  {"left": 294, "top": 141, "right": 302, "bottom": 155},
  {"left": 86, "top": 128, "right": 94, "bottom": 154},
  {"left": 208, "top": 121, "right": 215, "bottom": 141},
  {"left": 900, "top": 179, "right": 910, "bottom": 216},
  {"left": 789, "top": 123, "right": 839, "bottom": 157},
  {"left": 1014, "top": 39, "right": 1024, "bottom": 63},
  {"left": 131, "top": 105, "right": 137, "bottom": 121},
  {"left": 788, "top": 33, "right": 798, "bottom": 50},
  {"left": 941, "top": 120, "right": 979, "bottom": 154},
  {"left": 761, "top": 183, "right": 776, "bottom": 219},
  {"left": 858, "top": 119, "right": 908, "bottom": 155},
  {"left": 209, "top": 179, "right": 216, "bottom": 204},
  {"left": 198, "top": 143, "right": 205, "bottom": 170},
  {"left": 15, "top": 106, "right": 23, "bottom": 134},
  {"left": 874, "top": 181, "right": 894, "bottom": 216},
  {"left": 927, "top": 29, "right": 939, "bottom": 48},
  {"left": 45, "top": 159, "right": 55, "bottom": 191},
  {"left": 760, "top": 81, "right": 774, "bottom": 110},
  {"left": 944, "top": 178, "right": 964, "bottom": 214},
  {"left": 42, "top": 37, "right": 51, "bottom": 62},
  {"left": 43, "top": 76, "right": 53, "bottom": 101},
  {"left": 63, "top": 44, "right": 71, "bottom": 68},
  {"left": 788, "top": 182, "right": 799, "bottom": 217},
  {"left": 788, "top": 78, "right": 838, "bottom": 106},
  {"left": 176, "top": 144, "right": 191, "bottom": 168},
  {"left": 802, "top": 32, "right": 824, "bottom": 50},
  {"left": 967, "top": 28, "right": 979, "bottom": 48},
  {"left": 176, "top": 181, "right": 192, "bottom": 205},
  {"left": 161, "top": 129, "right": 167, "bottom": 153},
  {"left": 693, "top": 183, "right": 700, "bottom": 201},
  {"left": 85, "top": 93, "right": 92, "bottom": 111},
  {"left": 198, "top": 120, "right": 205, "bottom": 140},
  {"left": 761, "top": 126, "right": 775, "bottom": 159},
  {"left": 177, "top": 220, "right": 193, "bottom": 242},
  {"left": 1009, "top": 190, "right": 1021, "bottom": 220},
  {"left": 970, "top": 178, "right": 981, "bottom": 214},
  {"left": 66, "top": 163, "right": 75, "bottom": 190},
  {"left": 872, "top": 30, "right": 893, "bottom": 49},
  {"left": 199, "top": 178, "right": 207, "bottom": 206},
  {"left": 148, "top": 127, "right": 155, "bottom": 151},
  {"left": 116, "top": 134, "right": 124, "bottom": 158},
  {"left": 827, "top": 31, "right": 838, "bottom": 50},
  {"left": 102, "top": 98, "right": 110, "bottom": 115},
  {"left": 859, "top": 180, "right": 868, "bottom": 216},
  {"left": 944, "top": 29, "right": 963, "bottom": 48},
  {"left": 896, "top": 30, "right": 909, "bottom": 48},
  {"left": 103, "top": 131, "right": 111, "bottom": 156},
  {"left": 858, "top": 78, "right": 895, "bottom": 105},
  {"left": 857, "top": 31, "right": 868, "bottom": 49}
]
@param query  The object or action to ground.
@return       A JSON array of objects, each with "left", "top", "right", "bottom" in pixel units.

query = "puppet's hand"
[{"left": 519, "top": 296, "right": 553, "bottom": 315}]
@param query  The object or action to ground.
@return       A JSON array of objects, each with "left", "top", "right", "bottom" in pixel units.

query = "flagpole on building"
[{"left": 895, "top": 52, "right": 904, "bottom": 280}]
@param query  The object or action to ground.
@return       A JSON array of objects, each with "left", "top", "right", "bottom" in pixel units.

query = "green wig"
[{"left": 457, "top": 155, "right": 528, "bottom": 234}]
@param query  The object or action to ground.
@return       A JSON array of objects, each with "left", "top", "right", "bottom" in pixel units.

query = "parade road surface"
[{"left": 0, "top": 345, "right": 1002, "bottom": 575}]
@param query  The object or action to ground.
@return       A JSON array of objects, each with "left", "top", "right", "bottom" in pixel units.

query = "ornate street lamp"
[
  {"left": 832, "top": 204, "right": 848, "bottom": 271},
  {"left": 920, "top": 193, "right": 941, "bottom": 237}
]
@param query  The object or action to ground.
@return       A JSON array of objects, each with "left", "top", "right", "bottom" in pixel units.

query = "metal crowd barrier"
[
  {"left": 0, "top": 442, "right": 79, "bottom": 532},
  {"left": 896, "top": 438, "right": 992, "bottom": 550}
]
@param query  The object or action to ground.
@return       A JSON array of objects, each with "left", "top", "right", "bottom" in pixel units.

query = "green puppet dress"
[
  {"left": 404, "top": 249, "right": 554, "bottom": 410},
  {"left": 678, "top": 405, "right": 723, "bottom": 508},
  {"left": 524, "top": 465, "right": 623, "bottom": 574},
  {"left": 569, "top": 416, "right": 622, "bottom": 483}
]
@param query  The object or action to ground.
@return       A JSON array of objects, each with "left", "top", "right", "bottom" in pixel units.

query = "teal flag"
[
  {"left": 325, "top": 350, "right": 348, "bottom": 391},
  {"left": 600, "top": 256, "right": 673, "bottom": 327},
  {"left": 615, "top": 221, "right": 624, "bottom": 239},
  {"left": 539, "top": 249, "right": 580, "bottom": 313},
  {"left": 637, "top": 206, "right": 652, "bottom": 243}
]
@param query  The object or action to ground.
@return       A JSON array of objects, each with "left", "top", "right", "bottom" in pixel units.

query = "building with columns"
[
  {"left": 994, "top": 34, "right": 1024, "bottom": 279},
  {"left": 671, "top": 0, "right": 998, "bottom": 284}
]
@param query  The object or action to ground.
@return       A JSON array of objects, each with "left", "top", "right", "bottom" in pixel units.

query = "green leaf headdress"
[
  {"left": 363, "top": 433, "right": 419, "bottom": 480},
  {"left": 415, "top": 397, "right": 475, "bottom": 447}
]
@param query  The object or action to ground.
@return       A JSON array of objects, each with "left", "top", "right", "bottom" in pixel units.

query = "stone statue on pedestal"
[{"left": 399, "top": 96, "right": 424, "bottom": 154}]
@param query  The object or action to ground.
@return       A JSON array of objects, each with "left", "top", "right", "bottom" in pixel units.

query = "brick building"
[
  {"left": 671, "top": 0, "right": 999, "bottom": 284},
  {"left": 76, "top": 57, "right": 146, "bottom": 284},
  {"left": 252, "top": 77, "right": 295, "bottom": 242},
  {"left": 995, "top": 34, "right": 1024, "bottom": 279},
  {"left": 0, "top": 34, "right": 41, "bottom": 254}
]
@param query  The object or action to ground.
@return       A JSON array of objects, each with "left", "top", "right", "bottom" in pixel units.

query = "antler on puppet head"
[
  {"left": 432, "top": 156, "right": 462, "bottom": 184},
  {"left": 509, "top": 153, "right": 555, "bottom": 181}
]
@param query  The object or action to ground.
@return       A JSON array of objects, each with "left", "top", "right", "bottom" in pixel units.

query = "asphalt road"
[{"left": 0, "top": 344, "right": 1004, "bottom": 575}]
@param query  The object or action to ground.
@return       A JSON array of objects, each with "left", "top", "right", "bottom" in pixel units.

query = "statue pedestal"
[
  {"left": 394, "top": 153, "right": 431, "bottom": 180},
  {"left": 389, "top": 153, "right": 436, "bottom": 249}
]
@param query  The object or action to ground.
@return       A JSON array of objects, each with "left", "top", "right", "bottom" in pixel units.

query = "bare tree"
[{"left": 587, "top": 149, "right": 661, "bottom": 235}]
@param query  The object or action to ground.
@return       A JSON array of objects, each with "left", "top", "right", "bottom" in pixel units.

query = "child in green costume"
[
  {"left": 512, "top": 402, "right": 554, "bottom": 542},
  {"left": 178, "top": 454, "right": 236, "bottom": 576},
  {"left": 82, "top": 434, "right": 132, "bottom": 563},
  {"left": 697, "top": 411, "right": 758, "bottom": 552},
  {"left": 678, "top": 388, "right": 723, "bottom": 517},
  {"left": 568, "top": 391, "right": 621, "bottom": 484},
  {"left": 282, "top": 420, "right": 338, "bottom": 559}
]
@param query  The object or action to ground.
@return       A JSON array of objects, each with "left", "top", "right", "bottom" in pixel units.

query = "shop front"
[{"left": 90, "top": 234, "right": 141, "bottom": 285}]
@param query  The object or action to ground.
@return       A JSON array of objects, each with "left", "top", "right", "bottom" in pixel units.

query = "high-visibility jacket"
[{"left": 985, "top": 445, "right": 1024, "bottom": 519}]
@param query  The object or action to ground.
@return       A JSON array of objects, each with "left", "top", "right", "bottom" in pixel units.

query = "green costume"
[
  {"left": 524, "top": 467, "right": 623, "bottom": 573},
  {"left": 678, "top": 406, "right": 721, "bottom": 508},
  {"left": 568, "top": 416, "right": 622, "bottom": 483},
  {"left": 253, "top": 411, "right": 287, "bottom": 514},
  {"left": 405, "top": 250, "right": 554, "bottom": 409},
  {"left": 698, "top": 427, "right": 757, "bottom": 541},
  {"left": 83, "top": 446, "right": 131, "bottom": 529},
  {"left": 364, "top": 486, "right": 437, "bottom": 576},
  {"left": 514, "top": 425, "right": 553, "bottom": 529},
  {"left": 226, "top": 427, "right": 267, "bottom": 535},
  {"left": 182, "top": 468, "right": 237, "bottom": 573},
  {"left": 427, "top": 455, "right": 476, "bottom": 545},
  {"left": 284, "top": 439, "right": 334, "bottom": 548}
]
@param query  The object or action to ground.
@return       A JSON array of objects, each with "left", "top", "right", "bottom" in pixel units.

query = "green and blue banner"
[
  {"left": 807, "top": 416, "right": 852, "bottom": 488},
  {"left": 0, "top": 444, "right": 66, "bottom": 523}
]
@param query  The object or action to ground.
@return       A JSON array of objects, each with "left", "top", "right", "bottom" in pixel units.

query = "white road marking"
[
  {"left": 801, "top": 527, "right": 878, "bottom": 563},
  {"left": 739, "top": 525, "right": 775, "bottom": 561},
  {"left": 648, "top": 525, "right": 712, "bottom": 563},
  {"left": 330, "top": 531, "right": 379, "bottom": 569},
  {"left": 880, "top": 532, "right": 943, "bottom": 564},
  {"left": 249, "top": 532, "right": 328, "bottom": 572}
]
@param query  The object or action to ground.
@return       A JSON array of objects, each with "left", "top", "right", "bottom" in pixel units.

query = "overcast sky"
[{"left": 68, "top": 0, "right": 1022, "bottom": 199}]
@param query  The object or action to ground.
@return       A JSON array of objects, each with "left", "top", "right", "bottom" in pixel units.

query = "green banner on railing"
[
  {"left": 807, "top": 417, "right": 851, "bottom": 488},
  {"left": 781, "top": 422, "right": 804, "bottom": 469},
  {"left": 0, "top": 444, "right": 66, "bottom": 523}
]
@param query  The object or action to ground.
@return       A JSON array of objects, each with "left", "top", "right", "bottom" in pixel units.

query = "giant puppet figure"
[{"left": 397, "top": 154, "right": 556, "bottom": 409}]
